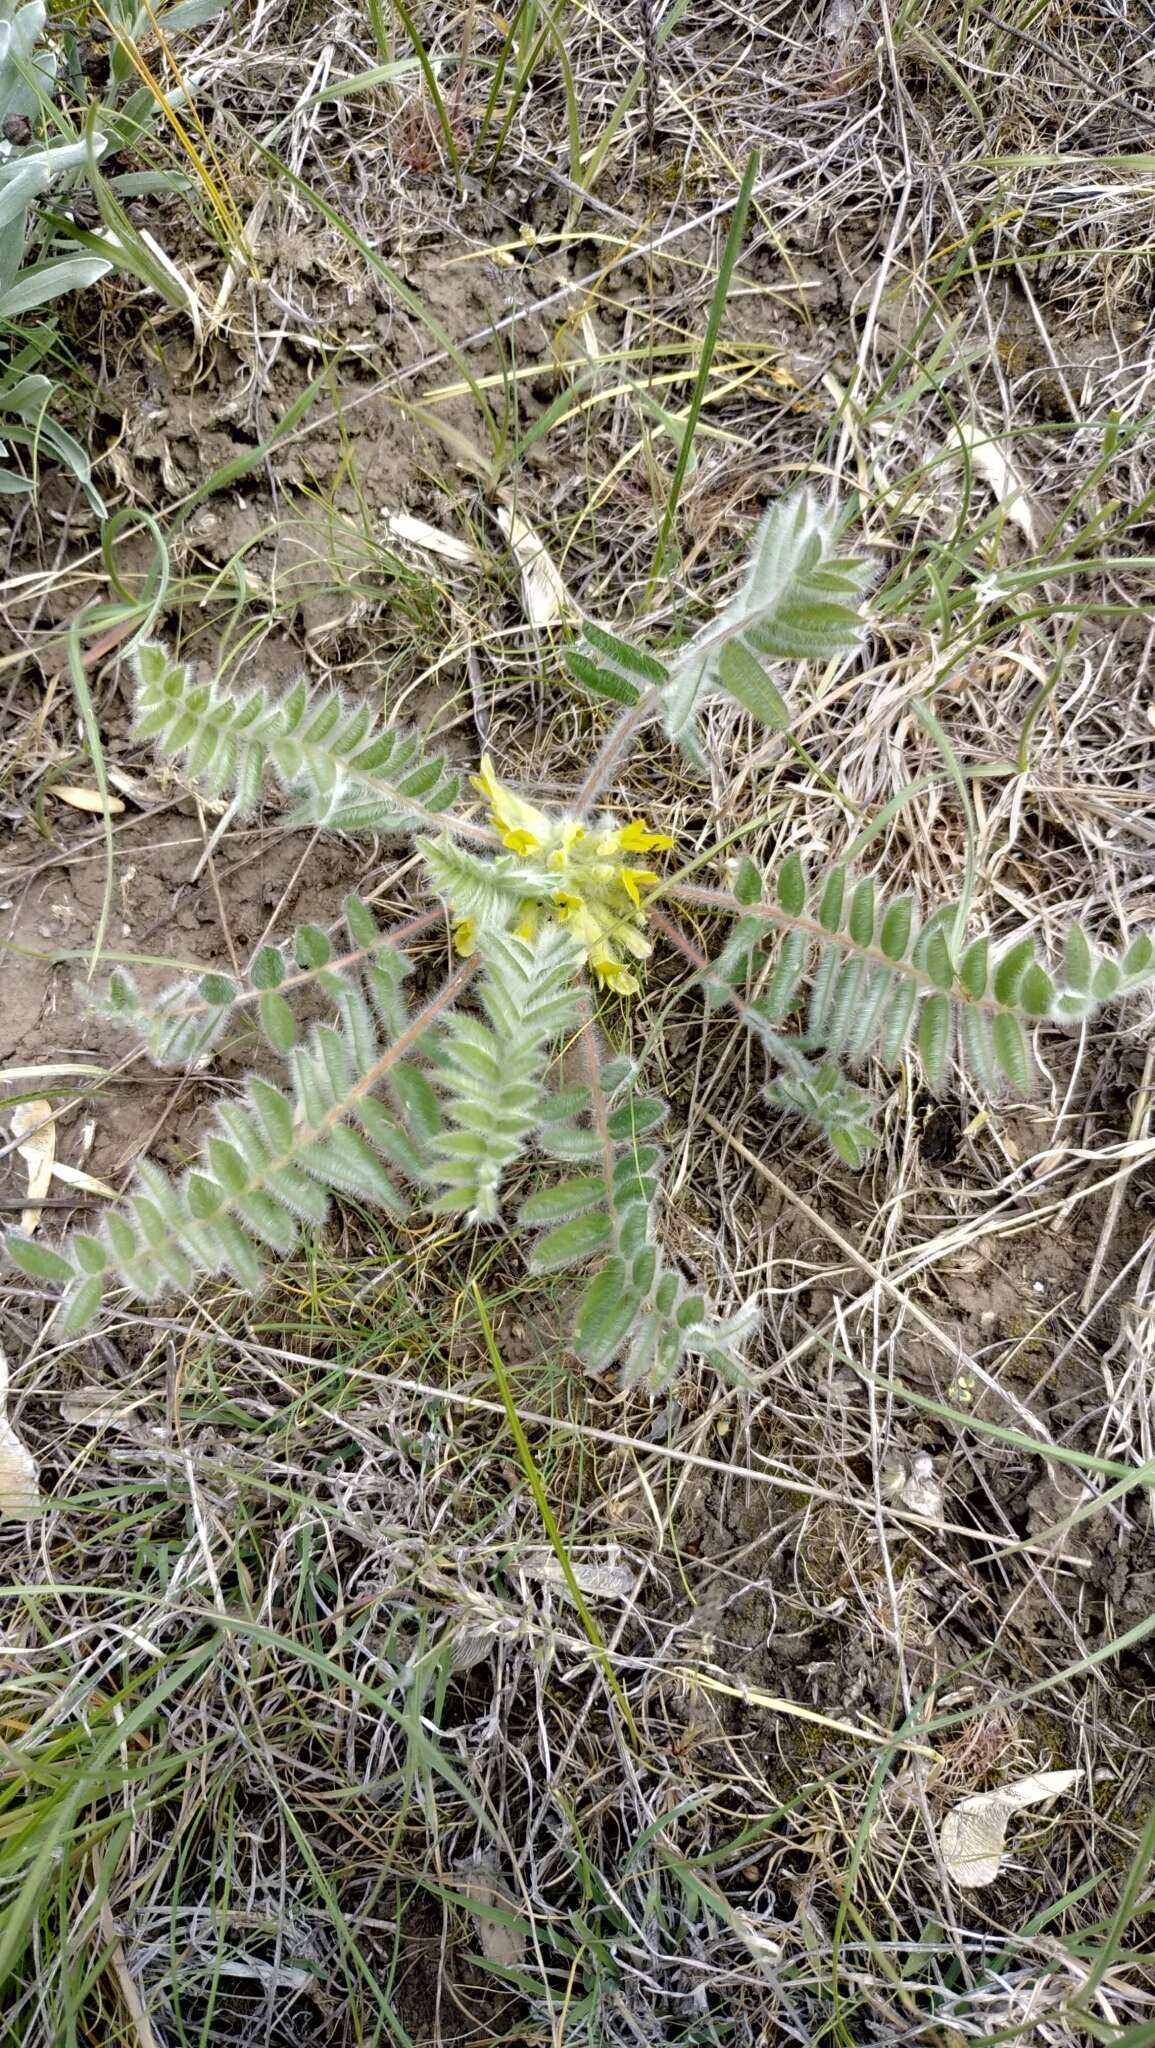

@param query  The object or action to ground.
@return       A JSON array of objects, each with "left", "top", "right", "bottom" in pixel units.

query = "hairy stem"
[
  {"left": 647, "top": 904, "right": 710, "bottom": 975},
  {"left": 573, "top": 687, "right": 664, "bottom": 816},
  {"left": 576, "top": 997, "right": 617, "bottom": 1199}
]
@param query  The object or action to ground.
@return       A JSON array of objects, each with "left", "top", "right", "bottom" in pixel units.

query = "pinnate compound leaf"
[{"left": 661, "top": 492, "right": 869, "bottom": 752}]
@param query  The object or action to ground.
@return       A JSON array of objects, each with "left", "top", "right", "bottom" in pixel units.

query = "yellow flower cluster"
[{"left": 455, "top": 756, "right": 672, "bottom": 996}]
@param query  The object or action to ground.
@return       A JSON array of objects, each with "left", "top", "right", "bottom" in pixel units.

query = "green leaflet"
[
  {"left": 777, "top": 852, "right": 806, "bottom": 916},
  {"left": 716, "top": 639, "right": 789, "bottom": 730},
  {"left": 131, "top": 642, "right": 460, "bottom": 831},
  {"left": 762, "top": 930, "right": 808, "bottom": 1024},
  {"left": 1064, "top": 924, "right": 1092, "bottom": 994},
  {"left": 993, "top": 1011, "right": 1031, "bottom": 1090},
  {"left": 530, "top": 1212, "right": 614, "bottom": 1273},
  {"left": 880, "top": 897, "right": 914, "bottom": 961},
  {"left": 564, "top": 650, "right": 640, "bottom": 706},
  {"left": 258, "top": 991, "right": 297, "bottom": 1052},
  {"left": 6, "top": 1236, "right": 74, "bottom": 1283},
  {"left": 518, "top": 1178, "right": 603, "bottom": 1224},
  {"left": 1019, "top": 963, "right": 1056, "bottom": 1018},
  {"left": 959, "top": 936, "right": 989, "bottom": 999},
  {"left": 734, "top": 857, "right": 763, "bottom": 905},
  {"left": 574, "top": 1261, "right": 640, "bottom": 1371},
  {"left": 848, "top": 877, "right": 874, "bottom": 948},
  {"left": 918, "top": 993, "right": 952, "bottom": 1091},
  {"left": 581, "top": 620, "right": 668, "bottom": 684},
  {"left": 993, "top": 936, "right": 1035, "bottom": 1006}
]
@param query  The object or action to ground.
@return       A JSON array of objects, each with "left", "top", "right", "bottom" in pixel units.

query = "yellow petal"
[
  {"left": 548, "top": 819, "right": 587, "bottom": 872},
  {"left": 619, "top": 865, "right": 659, "bottom": 907},
  {"left": 617, "top": 819, "right": 673, "bottom": 853},
  {"left": 562, "top": 902, "right": 606, "bottom": 959},
  {"left": 453, "top": 918, "right": 477, "bottom": 956},
  {"left": 470, "top": 753, "right": 549, "bottom": 852},
  {"left": 501, "top": 826, "right": 540, "bottom": 856},
  {"left": 471, "top": 755, "right": 501, "bottom": 805},
  {"left": 592, "top": 957, "right": 639, "bottom": 996}
]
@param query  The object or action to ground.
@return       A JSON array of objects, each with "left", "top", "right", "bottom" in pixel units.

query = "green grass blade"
[
  {"left": 648, "top": 152, "right": 759, "bottom": 593},
  {"left": 471, "top": 1280, "right": 639, "bottom": 1747},
  {"left": 385, "top": 0, "right": 460, "bottom": 183}
]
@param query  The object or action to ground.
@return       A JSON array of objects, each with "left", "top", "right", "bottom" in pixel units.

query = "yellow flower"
[
  {"left": 468, "top": 755, "right": 673, "bottom": 996},
  {"left": 513, "top": 903, "right": 545, "bottom": 943},
  {"left": 614, "top": 820, "right": 674, "bottom": 855},
  {"left": 591, "top": 957, "right": 640, "bottom": 997},
  {"left": 619, "top": 866, "right": 659, "bottom": 908},
  {"left": 472, "top": 754, "right": 550, "bottom": 856},
  {"left": 546, "top": 819, "right": 587, "bottom": 872},
  {"left": 453, "top": 916, "right": 477, "bottom": 956}
]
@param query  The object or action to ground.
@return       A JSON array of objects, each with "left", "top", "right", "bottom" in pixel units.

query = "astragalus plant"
[{"left": 9, "top": 493, "right": 1154, "bottom": 1388}]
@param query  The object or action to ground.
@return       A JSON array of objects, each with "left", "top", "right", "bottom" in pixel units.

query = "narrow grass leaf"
[{"left": 472, "top": 1282, "right": 638, "bottom": 1744}]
